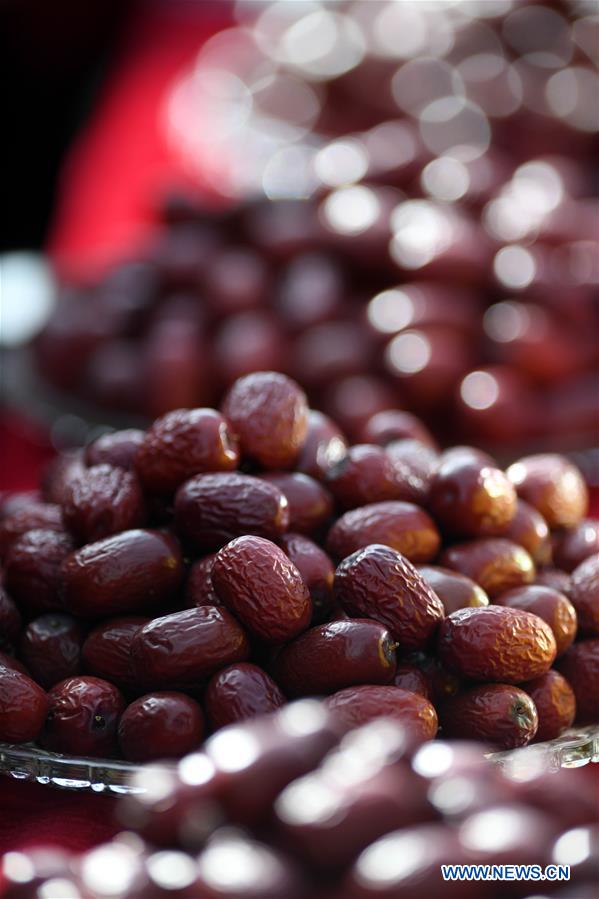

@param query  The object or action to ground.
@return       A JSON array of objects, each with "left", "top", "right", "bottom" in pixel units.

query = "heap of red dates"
[
  {"left": 1, "top": 371, "right": 598, "bottom": 762},
  {"left": 2, "top": 704, "right": 598, "bottom": 898},
  {"left": 34, "top": 2, "right": 598, "bottom": 455}
]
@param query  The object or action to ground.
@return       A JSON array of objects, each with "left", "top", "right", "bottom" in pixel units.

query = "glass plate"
[{"left": 1, "top": 727, "right": 598, "bottom": 795}]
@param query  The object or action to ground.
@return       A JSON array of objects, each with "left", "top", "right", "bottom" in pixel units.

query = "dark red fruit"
[
  {"left": 195, "top": 833, "right": 303, "bottom": 899},
  {"left": 41, "top": 451, "right": 86, "bottom": 505},
  {"left": 131, "top": 606, "right": 250, "bottom": 689},
  {"left": 61, "top": 529, "right": 183, "bottom": 618},
  {"left": 495, "top": 584, "right": 577, "bottom": 656},
  {"left": 535, "top": 567, "right": 572, "bottom": 594},
  {"left": 386, "top": 439, "right": 439, "bottom": 505},
  {"left": 184, "top": 554, "right": 220, "bottom": 606},
  {"left": 506, "top": 454, "right": 588, "bottom": 529},
  {"left": 135, "top": 408, "right": 239, "bottom": 494},
  {"left": 394, "top": 664, "right": 431, "bottom": 698},
  {"left": 359, "top": 409, "right": 435, "bottom": 447},
  {"left": 295, "top": 409, "right": 348, "bottom": 480},
  {"left": 523, "top": 670, "right": 576, "bottom": 742},
  {"left": 274, "top": 619, "right": 397, "bottom": 697},
  {"left": 440, "top": 537, "right": 535, "bottom": 597},
  {"left": 0, "top": 666, "right": 48, "bottom": 742},
  {"left": 556, "top": 639, "right": 599, "bottom": 724},
  {"left": 418, "top": 565, "right": 489, "bottom": 614},
  {"left": 84, "top": 429, "right": 145, "bottom": 470},
  {"left": 343, "top": 823, "right": 470, "bottom": 899},
  {"left": 499, "top": 499, "right": 552, "bottom": 564},
  {"left": 19, "top": 613, "right": 82, "bottom": 688},
  {"left": 440, "top": 684, "right": 538, "bottom": 749},
  {"left": 326, "top": 685, "right": 438, "bottom": 742},
  {"left": 0, "top": 503, "right": 64, "bottom": 559},
  {"left": 327, "top": 501, "right": 441, "bottom": 563},
  {"left": 0, "top": 651, "right": 28, "bottom": 675},
  {"left": 205, "top": 662, "right": 286, "bottom": 730},
  {"left": 61, "top": 463, "right": 146, "bottom": 543},
  {"left": 334, "top": 544, "right": 444, "bottom": 649},
  {"left": 259, "top": 472, "right": 333, "bottom": 535},
  {"left": 0, "top": 490, "right": 40, "bottom": 518},
  {"left": 82, "top": 617, "right": 149, "bottom": 691},
  {"left": 0, "top": 586, "right": 21, "bottom": 650},
  {"left": 437, "top": 606, "right": 556, "bottom": 683},
  {"left": 428, "top": 455, "right": 517, "bottom": 538},
  {"left": 274, "top": 756, "right": 434, "bottom": 872},
  {"left": 325, "top": 444, "right": 415, "bottom": 510},
  {"left": 279, "top": 533, "right": 335, "bottom": 623},
  {"left": 4, "top": 528, "right": 75, "bottom": 615},
  {"left": 42, "top": 675, "right": 125, "bottom": 757},
  {"left": 174, "top": 472, "right": 289, "bottom": 551},
  {"left": 222, "top": 371, "right": 309, "bottom": 469},
  {"left": 568, "top": 553, "right": 599, "bottom": 636},
  {"left": 118, "top": 692, "right": 204, "bottom": 761},
  {"left": 401, "top": 652, "right": 461, "bottom": 706},
  {"left": 212, "top": 536, "right": 311, "bottom": 644},
  {"left": 553, "top": 520, "right": 599, "bottom": 572}
]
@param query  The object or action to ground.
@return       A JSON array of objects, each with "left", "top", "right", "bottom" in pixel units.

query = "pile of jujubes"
[
  {"left": 1, "top": 371, "right": 597, "bottom": 762},
  {"left": 1, "top": 704, "right": 598, "bottom": 898}
]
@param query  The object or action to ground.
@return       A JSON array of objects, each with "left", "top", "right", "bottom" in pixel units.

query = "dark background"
[{"left": 1, "top": 0, "right": 136, "bottom": 250}]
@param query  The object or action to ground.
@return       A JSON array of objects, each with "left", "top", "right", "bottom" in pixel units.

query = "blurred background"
[{"left": 1, "top": 0, "right": 598, "bottom": 491}]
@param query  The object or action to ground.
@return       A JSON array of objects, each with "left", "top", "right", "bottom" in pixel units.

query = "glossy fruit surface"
[
  {"left": 0, "top": 503, "right": 64, "bottom": 558},
  {"left": 568, "top": 553, "right": 599, "bottom": 636},
  {"left": 118, "top": 691, "right": 204, "bottom": 761},
  {"left": 81, "top": 617, "right": 150, "bottom": 692},
  {"left": 131, "top": 605, "right": 250, "bottom": 688},
  {"left": 553, "top": 520, "right": 599, "bottom": 572},
  {"left": 221, "top": 371, "right": 309, "bottom": 469},
  {"left": 42, "top": 675, "right": 125, "bottom": 757},
  {"left": 418, "top": 565, "right": 489, "bottom": 614},
  {"left": 325, "top": 685, "right": 438, "bottom": 742},
  {"left": 428, "top": 456, "right": 517, "bottom": 538},
  {"left": 556, "top": 638, "right": 599, "bottom": 724},
  {"left": 506, "top": 454, "right": 588, "bottom": 529},
  {"left": 359, "top": 409, "right": 436, "bottom": 447},
  {"left": 61, "top": 529, "right": 183, "bottom": 618},
  {"left": 440, "top": 538, "right": 535, "bottom": 597},
  {"left": 61, "top": 463, "right": 146, "bottom": 543},
  {"left": 437, "top": 605, "right": 556, "bottom": 682},
  {"left": 0, "top": 666, "right": 48, "bottom": 742},
  {"left": 440, "top": 683, "right": 538, "bottom": 748},
  {"left": 278, "top": 533, "right": 334, "bottom": 625},
  {"left": 205, "top": 662, "right": 286, "bottom": 730},
  {"left": 295, "top": 409, "right": 347, "bottom": 480},
  {"left": 495, "top": 584, "right": 577, "bottom": 657},
  {"left": 393, "top": 664, "right": 431, "bottom": 698},
  {"left": 134, "top": 408, "right": 239, "bottom": 494},
  {"left": 212, "top": 536, "right": 311, "bottom": 643},
  {"left": 174, "top": 472, "right": 289, "bottom": 550},
  {"left": 259, "top": 472, "right": 333, "bottom": 534},
  {"left": 334, "top": 544, "right": 444, "bottom": 649},
  {"left": 274, "top": 619, "right": 397, "bottom": 697},
  {"left": 0, "top": 651, "right": 28, "bottom": 675},
  {"left": 523, "top": 670, "right": 576, "bottom": 742},
  {"left": 0, "top": 586, "right": 21, "bottom": 651},
  {"left": 386, "top": 439, "right": 439, "bottom": 505},
  {"left": 84, "top": 428, "right": 145, "bottom": 470},
  {"left": 499, "top": 499, "right": 552, "bottom": 564},
  {"left": 4, "top": 528, "right": 75, "bottom": 616},
  {"left": 41, "top": 451, "right": 86, "bottom": 505},
  {"left": 327, "top": 501, "right": 440, "bottom": 562},
  {"left": 325, "top": 444, "right": 413, "bottom": 509},
  {"left": 184, "top": 554, "right": 220, "bottom": 607},
  {"left": 535, "top": 567, "right": 572, "bottom": 594},
  {"left": 19, "top": 613, "right": 82, "bottom": 688}
]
